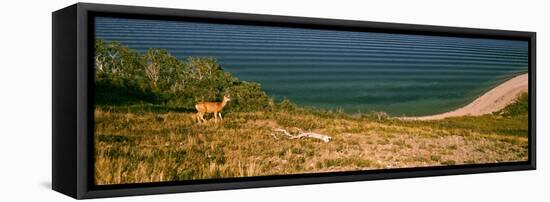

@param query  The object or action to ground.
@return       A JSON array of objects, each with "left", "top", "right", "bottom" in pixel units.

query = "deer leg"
[
  {"left": 200, "top": 113, "right": 207, "bottom": 123},
  {"left": 213, "top": 112, "right": 218, "bottom": 123},
  {"left": 196, "top": 112, "right": 203, "bottom": 123},
  {"left": 219, "top": 112, "right": 223, "bottom": 120},
  {"left": 200, "top": 112, "right": 207, "bottom": 123}
]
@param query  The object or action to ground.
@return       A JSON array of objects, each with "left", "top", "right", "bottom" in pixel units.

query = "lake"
[{"left": 95, "top": 17, "right": 528, "bottom": 116}]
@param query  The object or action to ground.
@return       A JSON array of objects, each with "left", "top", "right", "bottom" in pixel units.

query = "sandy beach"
[{"left": 402, "top": 73, "right": 528, "bottom": 121}]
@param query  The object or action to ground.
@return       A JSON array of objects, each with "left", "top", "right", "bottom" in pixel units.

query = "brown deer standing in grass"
[{"left": 195, "top": 95, "right": 231, "bottom": 123}]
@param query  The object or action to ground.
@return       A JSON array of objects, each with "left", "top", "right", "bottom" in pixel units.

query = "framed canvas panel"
[{"left": 52, "top": 3, "right": 536, "bottom": 199}]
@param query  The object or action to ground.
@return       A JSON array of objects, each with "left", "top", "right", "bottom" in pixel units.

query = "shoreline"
[{"left": 401, "top": 73, "right": 528, "bottom": 121}]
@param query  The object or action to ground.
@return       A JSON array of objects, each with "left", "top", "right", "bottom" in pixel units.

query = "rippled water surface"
[{"left": 95, "top": 17, "right": 528, "bottom": 115}]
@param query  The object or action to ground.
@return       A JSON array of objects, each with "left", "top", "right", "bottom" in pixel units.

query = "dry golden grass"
[{"left": 94, "top": 105, "right": 528, "bottom": 185}]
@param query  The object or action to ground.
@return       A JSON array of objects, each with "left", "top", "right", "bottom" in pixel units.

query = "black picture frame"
[{"left": 52, "top": 3, "right": 536, "bottom": 199}]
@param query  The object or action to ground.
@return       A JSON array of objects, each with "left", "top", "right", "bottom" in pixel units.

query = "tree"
[
  {"left": 94, "top": 40, "right": 156, "bottom": 105},
  {"left": 94, "top": 39, "right": 271, "bottom": 112},
  {"left": 143, "top": 49, "right": 185, "bottom": 91}
]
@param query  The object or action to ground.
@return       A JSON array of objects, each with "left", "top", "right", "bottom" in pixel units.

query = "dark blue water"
[{"left": 95, "top": 17, "right": 528, "bottom": 116}]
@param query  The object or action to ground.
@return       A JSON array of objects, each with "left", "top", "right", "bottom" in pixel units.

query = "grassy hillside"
[{"left": 94, "top": 93, "right": 528, "bottom": 185}]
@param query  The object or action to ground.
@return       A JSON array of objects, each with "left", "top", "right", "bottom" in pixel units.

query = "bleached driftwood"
[{"left": 271, "top": 128, "right": 332, "bottom": 143}]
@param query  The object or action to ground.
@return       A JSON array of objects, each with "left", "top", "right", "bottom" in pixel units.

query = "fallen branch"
[
  {"left": 268, "top": 132, "right": 279, "bottom": 140},
  {"left": 271, "top": 128, "right": 332, "bottom": 143}
]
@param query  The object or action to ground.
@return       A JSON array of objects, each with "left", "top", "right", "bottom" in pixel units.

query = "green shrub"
[
  {"left": 94, "top": 39, "right": 270, "bottom": 112},
  {"left": 498, "top": 93, "right": 528, "bottom": 117}
]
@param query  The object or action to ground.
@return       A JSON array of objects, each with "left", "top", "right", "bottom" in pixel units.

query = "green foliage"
[
  {"left": 95, "top": 79, "right": 159, "bottom": 105},
  {"left": 226, "top": 81, "right": 271, "bottom": 112},
  {"left": 94, "top": 39, "right": 270, "bottom": 112},
  {"left": 499, "top": 93, "right": 529, "bottom": 117},
  {"left": 143, "top": 49, "right": 185, "bottom": 91},
  {"left": 277, "top": 98, "right": 298, "bottom": 111},
  {"left": 94, "top": 40, "right": 157, "bottom": 105}
]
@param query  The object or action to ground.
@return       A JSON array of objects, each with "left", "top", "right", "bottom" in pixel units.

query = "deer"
[{"left": 195, "top": 95, "right": 231, "bottom": 123}]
